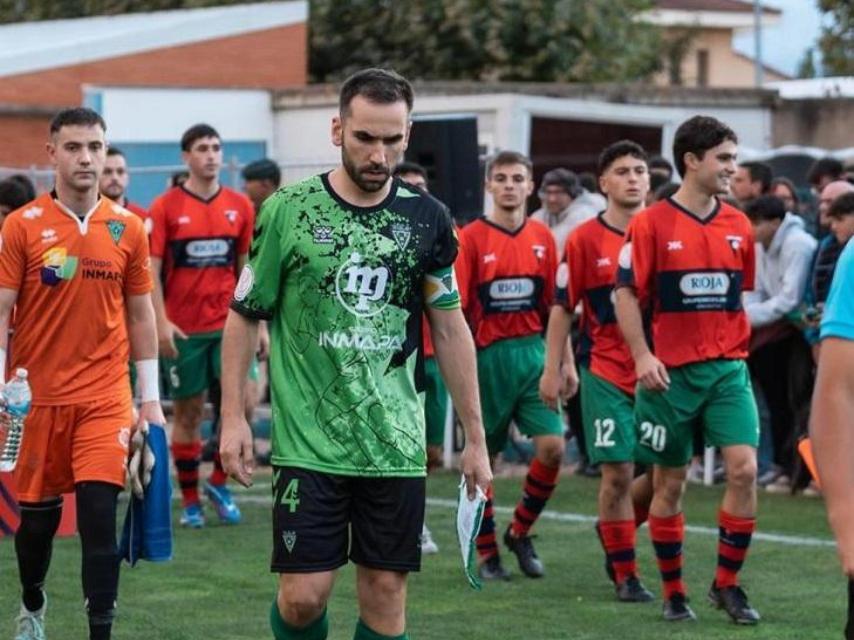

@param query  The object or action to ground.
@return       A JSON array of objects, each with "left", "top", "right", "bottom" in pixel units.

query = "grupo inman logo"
[
  {"left": 335, "top": 252, "right": 392, "bottom": 317},
  {"left": 679, "top": 272, "right": 730, "bottom": 296}
]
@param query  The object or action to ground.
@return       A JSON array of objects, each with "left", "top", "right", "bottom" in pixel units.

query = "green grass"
[{"left": 0, "top": 471, "right": 845, "bottom": 639}]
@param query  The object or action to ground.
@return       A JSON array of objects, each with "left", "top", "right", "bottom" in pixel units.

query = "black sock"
[
  {"left": 15, "top": 497, "right": 63, "bottom": 612},
  {"left": 76, "top": 482, "right": 121, "bottom": 640}
]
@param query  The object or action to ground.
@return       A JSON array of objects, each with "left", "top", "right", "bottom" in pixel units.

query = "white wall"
[{"left": 89, "top": 86, "right": 274, "bottom": 146}]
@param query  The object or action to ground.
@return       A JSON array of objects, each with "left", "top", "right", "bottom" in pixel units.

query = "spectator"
[
  {"left": 771, "top": 177, "right": 800, "bottom": 215},
  {"left": 828, "top": 192, "right": 854, "bottom": 246},
  {"left": 807, "top": 157, "right": 845, "bottom": 192},
  {"left": 578, "top": 171, "right": 599, "bottom": 196},
  {"left": 647, "top": 171, "right": 670, "bottom": 205},
  {"left": 531, "top": 168, "right": 599, "bottom": 254},
  {"left": 6, "top": 174, "right": 36, "bottom": 202},
  {"left": 653, "top": 181, "right": 679, "bottom": 202},
  {"left": 648, "top": 155, "right": 673, "bottom": 182},
  {"left": 241, "top": 158, "right": 281, "bottom": 212},
  {"left": 731, "top": 161, "right": 772, "bottom": 208},
  {"left": 0, "top": 178, "right": 31, "bottom": 226},
  {"left": 393, "top": 161, "right": 427, "bottom": 190}
]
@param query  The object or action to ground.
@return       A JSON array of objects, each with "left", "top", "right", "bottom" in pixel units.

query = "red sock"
[
  {"left": 476, "top": 485, "right": 497, "bottom": 559},
  {"left": 715, "top": 509, "right": 755, "bottom": 588},
  {"left": 634, "top": 503, "right": 649, "bottom": 528},
  {"left": 599, "top": 519, "right": 638, "bottom": 585},
  {"left": 209, "top": 452, "right": 228, "bottom": 486},
  {"left": 649, "top": 512, "right": 686, "bottom": 600},
  {"left": 172, "top": 440, "right": 202, "bottom": 507},
  {"left": 511, "top": 459, "right": 559, "bottom": 537}
]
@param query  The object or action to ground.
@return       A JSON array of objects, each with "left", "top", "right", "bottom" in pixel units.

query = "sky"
[{"left": 732, "top": 0, "right": 825, "bottom": 78}]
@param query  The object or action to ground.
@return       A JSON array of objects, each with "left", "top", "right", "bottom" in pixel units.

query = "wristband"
[{"left": 135, "top": 359, "right": 160, "bottom": 403}]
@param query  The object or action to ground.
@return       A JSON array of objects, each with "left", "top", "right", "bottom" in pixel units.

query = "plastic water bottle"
[{"left": 0, "top": 368, "right": 31, "bottom": 472}]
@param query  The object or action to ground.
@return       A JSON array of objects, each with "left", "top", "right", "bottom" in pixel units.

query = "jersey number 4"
[{"left": 279, "top": 479, "right": 300, "bottom": 513}]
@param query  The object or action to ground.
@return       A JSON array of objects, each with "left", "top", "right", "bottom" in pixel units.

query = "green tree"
[
  {"left": 797, "top": 47, "right": 817, "bottom": 79},
  {"left": 816, "top": 0, "right": 853, "bottom": 76}
]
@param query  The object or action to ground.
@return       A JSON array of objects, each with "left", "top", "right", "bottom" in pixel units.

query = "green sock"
[
  {"left": 353, "top": 618, "right": 408, "bottom": 640},
  {"left": 270, "top": 601, "right": 329, "bottom": 640}
]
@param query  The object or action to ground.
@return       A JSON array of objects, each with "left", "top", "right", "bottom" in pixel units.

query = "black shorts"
[{"left": 271, "top": 465, "right": 425, "bottom": 574}]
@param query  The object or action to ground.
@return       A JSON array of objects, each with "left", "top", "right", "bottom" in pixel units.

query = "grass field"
[{"left": 0, "top": 470, "right": 845, "bottom": 639}]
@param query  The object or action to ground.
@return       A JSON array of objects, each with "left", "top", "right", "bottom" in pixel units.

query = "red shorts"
[{"left": 13, "top": 395, "right": 132, "bottom": 502}]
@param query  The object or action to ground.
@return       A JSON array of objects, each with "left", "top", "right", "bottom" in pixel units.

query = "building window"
[{"left": 697, "top": 49, "right": 709, "bottom": 87}]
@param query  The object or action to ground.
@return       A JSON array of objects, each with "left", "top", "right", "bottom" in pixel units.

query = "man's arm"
[
  {"left": 0, "top": 288, "right": 18, "bottom": 383},
  {"left": 126, "top": 293, "right": 166, "bottom": 426},
  {"left": 614, "top": 287, "right": 669, "bottom": 391},
  {"left": 219, "top": 309, "right": 259, "bottom": 487},
  {"left": 149, "top": 257, "right": 186, "bottom": 359},
  {"left": 811, "top": 337, "right": 854, "bottom": 576},
  {"left": 540, "top": 305, "right": 575, "bottom": 410},
  {"left": 426, "top": 306, "right": 492, "bottom": 497}
]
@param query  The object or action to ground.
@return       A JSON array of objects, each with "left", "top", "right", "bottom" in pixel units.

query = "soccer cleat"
[
  {"left": 15, "top": 598, "right": 46, "bottom": 640},
  {"left": 594, "top": 522, "right": 617, "bottom": 584},
  {"left": 420, "top": 524, "right": 439, "bottom": 554},
  {"left": 503, "top": 525, "right": 544, "bottom": 578},
  {"left": 204, "top": 481, "right": 242, "bottom": 525},
  {"left": 616, "top": 576, "right": 655, "bottom": 603},
  {"left": 708, "top": 582, "right": 761, "bottom": 625},
  {"left": 662, "top": 592, "right": 697, "bottom": 622},
  {"left": 478, "top": 555, "right": 512, "bottom": 581},
  {"left": 179, "top": 503, "right": 205, "bottom": 529}
]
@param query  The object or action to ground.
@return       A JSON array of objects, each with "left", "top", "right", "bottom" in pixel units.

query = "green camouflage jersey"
[{"left": 231, "top": 173, "right": 460, "bottom": 477}]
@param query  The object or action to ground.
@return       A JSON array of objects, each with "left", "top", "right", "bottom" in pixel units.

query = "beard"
[
  {"left": 101, "top": 182, "right": 123, "bottom": 199},
  {"left": 342, "top": 145, "right": 390, "bottom": 193}
]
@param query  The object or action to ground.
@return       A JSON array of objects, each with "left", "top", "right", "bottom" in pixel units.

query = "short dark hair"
[
  {"left": 339, "top": 68, "right": 414, "bottom": 116},
  {"left": 745, "top": 195, "right": 787, "bottom": 222},
  {"left": 106, "top": 146, "right": 125, "bottom": 158},
  {"left": 241, "top": 158, "right": 281, "bottom": 186},
  {"left": 486, "top": 150, "right": 532, "bottom": 178},
  {"left": 49, "top": 107, "right": 106, "bottom": 136},
  {"left": 649, "top": 155, "right": 673, "bottom": 175},
  {"left": 181, "top": 123, "right": 220, "bottom": 152},
  {"left": 828, "top": 192, "right": 854, "bottom": 219},
  {"left": 654, "top": 181, "right": 680, "bottom": 202},
  {"left": 672, "top": 115, "right": 738, "bottom": 178},
  {"left": 393, "top": 161, "right": 427, "bottom": 180},
  {"left": 650, "top": 172, "right": 670, "bottom": 194},
  {"left": 0, "top": 178, "right": 31, "bottom": 211},
  {"left": 739, "top": 161, "right": 773, "bottom": 194},
  {"left": 770, "top": 176, "right": 799, "bottom": 207},
  {"left": 807, "top": 157, "right": 844, "bottom": 187},
  {"left": 598, "top": 140, "right": 649, "bottom": 175},
  {"left": 579, "top": 171, "right": 598, "bottom": 194},
  {"left": 539, "top": 168, "right": 580, "bottom": 197},
  {"left": 6, "top": 174, "right": 36, "bottom": 202}
]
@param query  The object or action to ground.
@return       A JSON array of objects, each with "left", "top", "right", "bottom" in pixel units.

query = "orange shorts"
[{"left": 13, "top": 395, "right": 132, "bottom": 502}]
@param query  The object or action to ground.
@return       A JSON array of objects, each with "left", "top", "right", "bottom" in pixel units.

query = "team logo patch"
[
  {"left": 596, "top": 257, "right": 611, "bottom": 268},
  {"left": 107, "top": 220, "right": 126, "bottom": 245},
  {"left": 532, "top": 244, "right": 546, "bottom": 260},
  {"left": 234, "top": 265, "right": 254, "bottom": 302},
  {"left": 282, "top": 530, "right": 297, "bottom": 554},
  {"left": 224, "top": 209, "right": 238, "bottom": 224},
  {"left": 667, "top": 240, "right": 683, "bottom": 251},
  {"left": 679, "top": 271, "right": 730, "bottom": 296},
  {"left": 726, "top": 235, "right": 743, "bottom": 251},
  {"left": 335, "top": 252, "right": 392, "bottom": 317},
  {"left": 41, "top": 247, "right": 78, "bottom": 286},
  {"left": 22, "top": 206, "right": 43, "bottom": 220},
  {"left": 391, "top": 223, "right": 411, "bottom": 251},
  {"left": 313, "top": 226, "right": 334, "bottom": 244}
]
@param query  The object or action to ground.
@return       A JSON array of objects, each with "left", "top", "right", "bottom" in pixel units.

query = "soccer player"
[
  {"left": 540, "top": 140, "right": 654, "bottom": 603},
  {"left": 241, "top": 158, "right": 282, "bottom": 212},
  {"left": 456, "top": 150, "right": 566, "bottom": 581},
  {"left": 0, "top": 107, "right": 163, "bottom": 640},
  {"left": 149, "top": 123, "right": 255, "bottom": 528},
  {"left": 393, "top": 160, "right": 443, "bottom": 554},
  {"left": 99, "top": 147, "right": 149, "bottom": 226},
  {"left": 219, "top": 68, "right": 491, "bottom": 640},
  {"left": 615, "top": 116, "right": 761, "bottom": 624},
  {"left": 810, "top": 230, "right": 854, "bottom": 640}
]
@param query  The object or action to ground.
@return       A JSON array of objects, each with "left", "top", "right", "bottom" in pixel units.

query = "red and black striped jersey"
[
  {"left": 615, "top": 197, "right": 755, "bottom": 368},
  {"left": 457, "top": 217, "right": 557, "bottom": 349},
  {"left": 557, "top": 215, "right": 636, "bottom": 395}
]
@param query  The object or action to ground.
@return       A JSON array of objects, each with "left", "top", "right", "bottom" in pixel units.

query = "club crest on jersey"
[
  {"left": 224, "top": 209, "right": 238, "bottom": 225},
  {"left": 313, "top": 226, "right": 334, "bottom": 244},
  {"left": 282, "top": 530, "right": 297, "bottom": 554},
  {"left": 532, "top": 244, "right": 546, "bottom": 260},
  {"left": 391, "top": 223, "right": 411, "bottom": 251},
  {"left": 726, "top": 235, "right": 743, "bottom": 251},
  {"left": 107, "top": 220, "right": 126, "bottom": 245}
]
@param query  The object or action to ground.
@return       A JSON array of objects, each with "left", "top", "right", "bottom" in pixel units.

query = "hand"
[
  {"left": 256, "top": 322, "right": 270, "bottom": 361},
  {"left": 459, "top": 437, "right": 492, "bottom": 499},
  {"left": 561, "top": 361, "right": 579, "bottom": 400},
  {"left": 636, "top": 352, "right": 670, "bottom": 391},
  {"left": 138, "top": 400, "right": 166, "bottom": 428},
  {"left": 157, "top": 320, "right": 187, "bottom": 360},
  {"left": 539, "top": 367, "right": 562, "bottom": 411},
  {"left": 127, "top": 420, "right": 155, "bottom": 499},
  {"left": 220, "top": 413, "right": 255, "bottom": 488}
]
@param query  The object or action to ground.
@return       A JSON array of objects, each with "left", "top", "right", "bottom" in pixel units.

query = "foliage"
[{"left": 816, "top": 0, "right": 853, "bottom": 76}]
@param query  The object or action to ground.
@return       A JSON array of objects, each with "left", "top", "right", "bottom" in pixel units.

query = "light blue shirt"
[{"left": 820, "top": 240, "right": 854, "bottom": 341}]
